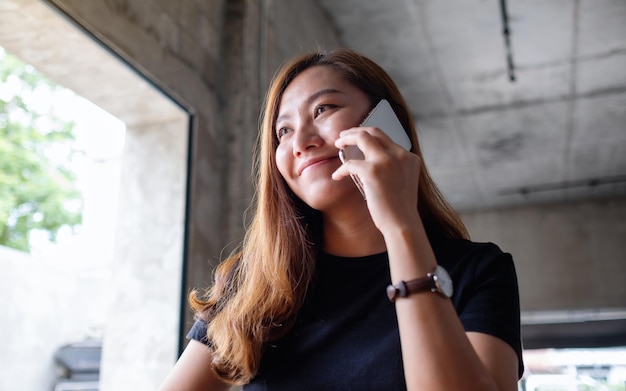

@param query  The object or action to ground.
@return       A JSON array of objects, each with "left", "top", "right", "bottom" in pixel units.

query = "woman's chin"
[{"left": 298, "top": 180, "right": 363, "bottom": 212}]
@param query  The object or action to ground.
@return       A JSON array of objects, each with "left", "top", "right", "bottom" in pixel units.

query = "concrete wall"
[
  {"left": 2, "top": 1, "right": 188, "bottom": 390},
  {"left": 100, "top": 118, "right": 188, "bottom": 389},
  {"left": 462, "top": 196, "right": 626, "bottom": 312}
]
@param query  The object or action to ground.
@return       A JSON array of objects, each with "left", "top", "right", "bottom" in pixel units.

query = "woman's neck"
[{"left": 321, "top": 206, "right": 386, "bottom": 257}]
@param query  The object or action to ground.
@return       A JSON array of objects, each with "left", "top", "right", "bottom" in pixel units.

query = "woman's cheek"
[{"left": 275, "top": 143, "right": 292, "bottom": 178}]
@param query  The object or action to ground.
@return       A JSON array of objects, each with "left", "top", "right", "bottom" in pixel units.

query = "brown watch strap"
[{"left": 386, "top": 275, "right": 436, "bottom": 302}]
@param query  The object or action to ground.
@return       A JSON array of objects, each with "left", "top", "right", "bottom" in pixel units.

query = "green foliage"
[{"left": 0, "top": 48, "right": 82, "bottom": 252}]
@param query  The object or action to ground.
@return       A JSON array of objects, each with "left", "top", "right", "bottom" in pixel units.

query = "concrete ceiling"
[
  {"left": 0, "top": 0, "right": 185, "bottom": 130},
  {"left": 315, "top": 0, "right": 626, "bottom": 212}
]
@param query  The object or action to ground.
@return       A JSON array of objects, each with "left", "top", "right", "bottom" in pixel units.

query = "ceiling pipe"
[
  {"left": 499, "top": 0, "right": 516, "bottom": 82},
  {"left": 498, "top": 175, "right": 626, "bottom": 197}
]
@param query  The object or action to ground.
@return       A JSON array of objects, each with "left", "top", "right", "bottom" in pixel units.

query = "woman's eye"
[
  {"left": 314, "top": 104, "right": 335, "bottom": 118},
  {"left": 276, "top": 127, "right": 292, "bottom": 140}
]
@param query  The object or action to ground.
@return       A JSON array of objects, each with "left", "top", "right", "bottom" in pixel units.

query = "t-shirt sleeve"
[
  {"left": 186, "top": 318, "right": 211, "bottom": 346},
  {"left": 451, "top": 242, "right": 524, "bottom": 378}
]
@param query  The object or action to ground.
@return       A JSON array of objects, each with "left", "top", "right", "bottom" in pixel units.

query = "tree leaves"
[{"left": 0, "top": 48, "right": 82, "bottom": 252}]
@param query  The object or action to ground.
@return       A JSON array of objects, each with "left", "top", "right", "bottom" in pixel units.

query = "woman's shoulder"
[{"left": 432, "top": 236, "right": 513, "bottom": 274}]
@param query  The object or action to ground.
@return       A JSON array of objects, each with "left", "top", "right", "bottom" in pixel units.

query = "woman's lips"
[{"left": 298, "top": 156, "right": 339, "bottom": 175}]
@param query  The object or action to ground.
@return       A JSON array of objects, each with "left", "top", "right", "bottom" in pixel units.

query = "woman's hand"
[{"left": 332, "top": 125, "right": 422, "bottom": 234}]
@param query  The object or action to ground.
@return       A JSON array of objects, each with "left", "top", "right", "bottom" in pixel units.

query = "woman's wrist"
[{"left": 383, "top": 217, "right": 438, "bottom": 282}]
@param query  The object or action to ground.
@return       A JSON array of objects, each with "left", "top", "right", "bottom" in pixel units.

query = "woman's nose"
[{"left": 293, "top": 123, "right": 323, "bottom": 156}]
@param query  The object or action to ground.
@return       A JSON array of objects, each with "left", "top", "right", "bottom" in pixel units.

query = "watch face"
[{"left": 433, "top": 265, "right": 453, "bottom": 298}]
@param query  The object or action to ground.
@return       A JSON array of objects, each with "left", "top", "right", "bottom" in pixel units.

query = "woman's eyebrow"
[
  {"left": 306, "top": 88, "right": 343, "bottom": 106},
  {"left": 276, "top": 88, "right": 343, "bottom": 125}
]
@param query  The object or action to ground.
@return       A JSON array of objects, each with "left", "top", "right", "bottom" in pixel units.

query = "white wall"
[{"left": 0, "top": 246, "right": 109, "bottom": 390}]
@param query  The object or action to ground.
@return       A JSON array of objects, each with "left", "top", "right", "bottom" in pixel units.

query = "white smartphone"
[
  {"left": 338, "top": 99, "right": 412, "bottom": 199},
  {"left": 339, "top": 99, "right": 412, "bottom": 162}
]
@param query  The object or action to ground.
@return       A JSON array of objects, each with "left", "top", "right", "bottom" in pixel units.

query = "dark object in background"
[{"left": 53, "top": 339, "right": 101, "bottom": 391}]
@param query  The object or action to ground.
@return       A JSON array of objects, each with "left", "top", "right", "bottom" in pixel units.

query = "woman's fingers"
[
  {"left": 332, "top": 125, "right": 422, "bottom": 231},
  {"left": 334, "top": 126, "right": 397, "bottom": 157}
]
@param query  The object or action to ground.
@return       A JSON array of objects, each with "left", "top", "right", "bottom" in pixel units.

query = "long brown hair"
[{"left": 189, "top": 48, "right": 468, "bottom": 385}]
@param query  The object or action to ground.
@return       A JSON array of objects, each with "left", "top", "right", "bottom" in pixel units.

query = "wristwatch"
[{"left": 386, "top": 265, "right": 453, "bottom": 302}]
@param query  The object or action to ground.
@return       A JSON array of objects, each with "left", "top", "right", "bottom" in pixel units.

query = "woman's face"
[{"left": 275, "top": 65, "right": 371, "bottom": 211}]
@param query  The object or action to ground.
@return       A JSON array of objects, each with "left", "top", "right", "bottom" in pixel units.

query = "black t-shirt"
[{"left": 187, "top": 238, "right": 524, "bottom": 390}]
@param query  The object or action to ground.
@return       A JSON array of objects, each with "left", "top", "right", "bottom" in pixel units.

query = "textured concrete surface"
[
  {"left": 463, "top": 196, "right": 626, "bottom": 312},
  {"left": 317, "top": 0, "right": 626, "bottom": 211},
  {"left": 99, "top": 118, "right": 188, "bottom": 390},
  {"left": 1, "top": 1, "right": 187, "bottom": 390}
]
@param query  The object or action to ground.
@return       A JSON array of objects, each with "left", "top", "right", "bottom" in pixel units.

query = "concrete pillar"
[{"left": 99, "top": 117, "right": 188, "bottom": 390}]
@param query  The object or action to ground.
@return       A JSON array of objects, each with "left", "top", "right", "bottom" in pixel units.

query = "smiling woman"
[
  {"left": 160, "top": 48, "right": 524, "bottom": 391},
  {"left": 274, "top": 66, "right": 372, "bottom": 211}
]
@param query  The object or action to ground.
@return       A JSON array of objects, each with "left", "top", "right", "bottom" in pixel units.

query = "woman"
[{"left": 160, "top": 48, "right": 523, "bottom": 390}]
